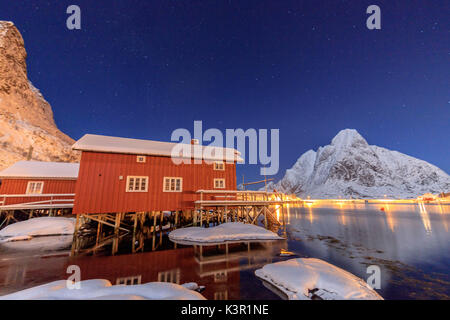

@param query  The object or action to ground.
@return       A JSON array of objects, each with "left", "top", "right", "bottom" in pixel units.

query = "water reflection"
[
  {"left": 418, "top": 202, "right": 432, "bottom": 234},
  {"left": 0, "top": 202, "right": 449, "bottom": 300},
  {"left": 284, "top": 202, "right": 450, "bottom": 299},
  {"left": 0, "top": 237, "right": 285, "bottom": 299}
]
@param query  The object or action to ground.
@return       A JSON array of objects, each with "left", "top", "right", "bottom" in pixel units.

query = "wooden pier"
[
  {"left": 0, "top": 193, "right": 75, "bottom": 228},
  {"left": 68, "top": 190, "right": 300, "bottom": 256},
  {"left": 194, "top": 190, "right": 301, "bottom": 228}
]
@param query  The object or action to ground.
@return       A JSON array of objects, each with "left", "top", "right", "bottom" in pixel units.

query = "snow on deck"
[
  {"left": 0, "top": 217, "right": 76, "bottom": 241},
  {"left": 169, "top": 222, "right": 283, "bottom": 244},
  {"left": 0, "top": 279, "right": 206, "bottom": 300},
  {"left": 0, "top": 161, "right": 79, "bottom": 179},
  {"left": 72, "top": 134, "right": 243, "bottom": 162},
  {"left": 255, "top": 258, "right": 383, "bottom": 300}
]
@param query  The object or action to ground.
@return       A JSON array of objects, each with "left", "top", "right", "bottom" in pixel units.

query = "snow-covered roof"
[
  {"left": 72, "top": 134, "right": 243, "bottom": 162},
  {"left": 0, "top": 161, "right": 79, "bottom": 179}
]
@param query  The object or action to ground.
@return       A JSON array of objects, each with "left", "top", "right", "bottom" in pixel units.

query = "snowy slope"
[{"left": 267, "top": 129, "right": 450, "bottom": 199}]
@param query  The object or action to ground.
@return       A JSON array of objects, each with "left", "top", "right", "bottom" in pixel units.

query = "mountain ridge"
[{"left": 266, "top": 129, "right": 449, "bottom": 199}]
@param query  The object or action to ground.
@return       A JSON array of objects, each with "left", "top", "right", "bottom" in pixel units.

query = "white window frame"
[
  {"left": 26, "top": 181, "right": 44, "bottom": 194},
  {"left": 214, "top": 178, "right": 225, "bottom": 189},
  {"left": 126, "top": 176, "right": 149, "bottom": 192},
  {"left": 136, "top": 155, "right": 146, "bottom": 163},
  {"left": 214, "top": 161, "right": 225, "bottom": 171},
  {"left": 163, "top": 177, "right": 183, "bottom": 192}
]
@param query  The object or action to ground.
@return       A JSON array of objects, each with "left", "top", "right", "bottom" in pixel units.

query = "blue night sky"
[{"left": 1, "top": 1, "right": 449, "bottom": 185}]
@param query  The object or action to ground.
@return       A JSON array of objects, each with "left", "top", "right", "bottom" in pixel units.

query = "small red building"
[
  {"left": 72, "top": 134, "right": 242, "bottom": 214},
  {"left": 0, "top": 161, "right": 79, "bottom": 210}
]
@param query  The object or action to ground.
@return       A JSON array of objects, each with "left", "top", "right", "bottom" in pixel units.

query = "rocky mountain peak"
[
  {"left": 266, "top": 129, "right": 450, "bottom": 199},
  {"left": 0, "top": 21, "right": 79, "bottom": 170},
  {"left": 331, "top": 129, "right": 368, "bottom": 149}
]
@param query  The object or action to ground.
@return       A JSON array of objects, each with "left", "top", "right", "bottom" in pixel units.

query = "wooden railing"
[
  {"left": 0, "top": 193, "right": 75, "bottom": 210},
  {"left": 195, "top": 190, "right": 300, "bottom": 207}
]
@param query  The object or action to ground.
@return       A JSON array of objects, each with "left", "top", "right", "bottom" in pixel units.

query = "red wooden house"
[
  {"left": 72, "top": 134, "right": 242, "bottom": 214},
  {"left": 0, "top": 161, "right": 79, "bottom": 210}
]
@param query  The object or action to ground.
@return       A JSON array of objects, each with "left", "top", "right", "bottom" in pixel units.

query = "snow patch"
[
  {"left": 0, "top": 217, "right": 76, "bottom": 240},
  {"left": 0, "top": 279, "right": 206, "bottom": 300},
  {"left": 169, "top": 222, "right": 283, "bottom": 244},
  {"left": 0, "top": 160, "right": 79, "bottom": 179},
  {"left": 255, "top": 258, "right": 383, "bottom": 300}
]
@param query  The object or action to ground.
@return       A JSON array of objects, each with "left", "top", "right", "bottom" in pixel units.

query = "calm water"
[{"left": 0, "top": 203, "right": 449, "bottom": 299}]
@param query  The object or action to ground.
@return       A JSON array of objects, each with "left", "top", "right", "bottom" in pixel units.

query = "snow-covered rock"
[
  {"left": 0, "top": 279, "right": 206, "bottom": 300},
  {"left": 0, "top": 20, "right": 79, "bottom": 170},
  {"left": 0, "top": 217, "right": 75, "bottom": 241},
  {"left": 255, "top": 258, "right": 383, "bottom": 300},
  {"left": 169, "top": 222, "right": 283, "bottom": 244},
  {"left": 266, "top": 129, "right": 450, "bottom": 199}
]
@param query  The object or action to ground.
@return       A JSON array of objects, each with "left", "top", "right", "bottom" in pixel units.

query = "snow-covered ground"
[
  {"left": 0, "top": 279, "right": 206, "bottom": 300},
  {"left": 255, "top": 258, "right": 383, "bottom": 300},
  {"left": 169, "top": 222, "right": 283, "bottom": 244},
  {"left": 0, "top": 217, "right": 75, "bottom": 242}
]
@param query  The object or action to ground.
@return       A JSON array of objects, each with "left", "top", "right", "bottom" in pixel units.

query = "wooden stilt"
[
  {"left": 132, "top": 213, "right": 138, "bottom": 253},
  {"left": 70, "top": 214, "right": 82, "bottom": 256},
  {"left": 174, "top": 210, "right": 179, "bottom": 229},
  {"left": 152, "top": 211, "right": 157, "bottom": 251},
  {"left": 159, "top": 211, "right": 163, "bottom": 246}
]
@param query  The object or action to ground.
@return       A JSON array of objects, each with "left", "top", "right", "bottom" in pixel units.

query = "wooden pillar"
[
  {"left": 264, "top": 206, "right": 268, "bottom": 229},
  {"left": 152, "top": 211, "right": 157, "bottom": 251},
  {"left": 174, "top": 210, "right": 179, "bottom": 229},
  {"left": 132, "top": 213, "right": 138, "bottom": 253},
  {"left": 70, "top": 214, "right": 82, "bottom": 256},
  {"left": 114, "top": 213, "right": 121, "bottom": 236},
  {"left": 159, "top": 211, "right": 163, "bottom": 246}
]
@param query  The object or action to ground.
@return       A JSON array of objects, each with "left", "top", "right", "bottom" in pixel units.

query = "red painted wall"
[
  {"left": 73, "top": 151, "right": 237, "bottom": 214},
  {"left": 0, "top": 179, "right": 76, "bottom": 206}
]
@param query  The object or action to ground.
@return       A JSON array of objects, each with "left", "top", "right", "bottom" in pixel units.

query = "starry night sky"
[{"left": 1, "top": 1, "right": 449, "bottom": 184}]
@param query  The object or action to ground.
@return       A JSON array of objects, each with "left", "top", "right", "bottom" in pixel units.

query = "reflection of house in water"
[{"left": 66, "top": 241, "right": 284, "bottom": 300}]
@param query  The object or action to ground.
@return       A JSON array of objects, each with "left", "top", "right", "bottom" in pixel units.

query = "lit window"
[
  {"left": 136, "top": 155, "right": 146, "bottom": 163},
  {"left": 163, "top": 177, "right": 182, "bottom": 192},
  {"left": 214, "top": 178, "right": 225, "bottom": 189},
  {"left": 214, "top": 162, "right": 225, "bottom": 171},
  {"left": 126, "top": 176, "right": 148, "bottom": 192},
  {"left": 26, "top": 181, "right": 44, "bottom": 194}
]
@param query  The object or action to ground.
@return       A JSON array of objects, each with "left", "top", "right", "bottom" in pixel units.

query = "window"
[
  {"left": 163, "top": 177, "right": 183, "bottom": 192},
  {"left": 214, "top": 290, "right": 228, "bottom": 300},
  {"left": 116, "top": 275, "right": 142, "bottom": 286},
  {"left": 214, "top": 178, "right": 225, "bottom": 189},
  {"left": 26, "top": 181, "right": 44, "bottom": 194},
  {"left": 126, "top": 176, "right": 148, "bottom": 192},
  {"left": 158, "top": 269, "right": 180, "bottom": 284},
  {"left": 136, "top": 155, "right": 146, "bottom": 163},
  {"left": 214, "top": 161, "right": 225, "bottom": 171},
  {"left": 214, "top": 271, "right": 228, "bottom": 283}
]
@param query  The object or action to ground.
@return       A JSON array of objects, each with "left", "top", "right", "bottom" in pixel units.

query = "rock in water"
[
  {"left": 266, "top": 129, "right": 450, "bottom": 199},
  {"left": 0, "top": 21, "right": 79, "bottom": 170}
]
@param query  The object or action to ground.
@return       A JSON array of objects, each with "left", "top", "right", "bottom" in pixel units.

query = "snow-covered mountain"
[
  {"left": 0, "top": 21, "right": 79, "bottom": 170},
  {"left": 266, "top": 129, "right": 450, "bottom": 199}
]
